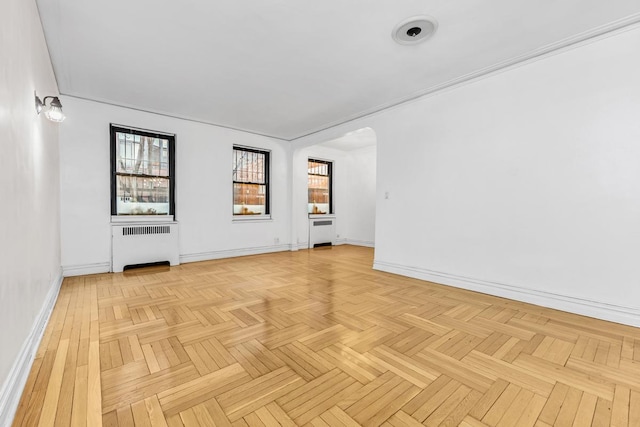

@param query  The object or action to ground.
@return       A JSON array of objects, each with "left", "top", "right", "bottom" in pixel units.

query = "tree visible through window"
[
  {"left": 110, "top": 125, "right": 175, "bottom": 217},
  {"left": 233, "top": 146, "right": 270, "bottom": 216},
  {"left": 308, "top": 159, "right": 332, "bottom": 214}
]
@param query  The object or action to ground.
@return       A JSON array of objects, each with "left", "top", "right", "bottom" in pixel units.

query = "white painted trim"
[
  {"left": 373, "top": 260, "right": 640, "bottom": 328},
  {"left": 180, "top": 244, "right": 290, "bottom": 264},
  {"left": 309, "top": 214, "right": 336, "bottom": 219},
  {"left": 301, "top": 238, "right": 374, "bottom": 248},
  {"left": 344, "top": 239, "right": 374, "bottom": 248},
  {"left": 110, "top": 216, "right": 175, "bottom": 223},
  {"left": 62, "top": 262, "right": 111, "bottom": 277},
  {"left": 61, "top": 16, "right": 640, "bottom": 142},
  {"left": 231, "top": 216, "right": 273, "bottom": 223},
  {"left": 0, "top": 270, "right": 63, "bottom": 426},
  {"left": 60, "top": 94, "right": 290, "bottom": 141},
  {"left": 291, "top": 17, "right": 640, "bottom": 142},
  {"left": 292, "top": 242, "right": 309, "bottom": 251}
]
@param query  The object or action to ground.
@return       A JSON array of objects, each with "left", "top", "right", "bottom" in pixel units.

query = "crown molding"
[
  {"left": 62, "top": 14, "right": 640, "bottom": 143},
  {"left": 58, "top": 94, "right": 291, "bottom": 142},
  {"left": 290, "top": 14, "right": 640, "bottom": 142}
]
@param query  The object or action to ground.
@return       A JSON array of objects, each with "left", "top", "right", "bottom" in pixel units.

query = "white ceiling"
[
  {"left": 37, "top": 1, "right": 640, "bottom": 141},
  {"left": 320, "top": 128, "right": 376, "bottom": 151}
]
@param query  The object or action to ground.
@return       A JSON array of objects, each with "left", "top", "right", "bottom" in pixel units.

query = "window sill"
[
  {"left": 233, "top": 215, "right": 272, "bottom": 223},
  {"left": 308, "top": 214, "right": 335, "bottom": 219},
  {"left": 111, "top": 215, "right": 175, "bottom": 223}
]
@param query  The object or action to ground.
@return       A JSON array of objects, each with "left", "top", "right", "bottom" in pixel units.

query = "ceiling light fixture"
[
  {"left": 35, "top": 92, "right": 66, "bottom": 122},
  {"left": 392, "top": 16, "right": 438, "bottom": 45}
]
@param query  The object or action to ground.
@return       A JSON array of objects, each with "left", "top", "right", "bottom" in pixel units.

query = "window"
[
  {"left": 233, "top": 146, "right": 270, "bottom": 216},
  {"left": 110, "top": 125, "right": 175, "bottom": 217},
  {"left": 308, "top": 159, "right": 332, "bottom": 214}
]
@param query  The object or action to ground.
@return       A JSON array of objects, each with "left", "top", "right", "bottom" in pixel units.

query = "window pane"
[
  {"left": 115, "top": 175, "right": 170, "bottom": 215},
  {"left": 111, "top": 126, "right": 175, "bottom": 217},
  {"left": 308, "top": 160, "right": 331, "bottom": 214},
  {"left": 233, "top": 183, "right": 266, "bottom": 215},
  {"left": 233, "top": 147, "right": 269, "bottom": 215},
  {"left": 233, "top": 149, "right": 266, "bottom": 184},
  {"left": 115, "top": 132, "right": 170, "bottom": 177},
  {"left": 308, "top": 161, "right": 328, "bottom": 176}
]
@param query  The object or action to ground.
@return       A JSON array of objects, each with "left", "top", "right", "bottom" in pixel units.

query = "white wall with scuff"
[{"left": 0, "top": 0, "right": 61, "bottom": 417}]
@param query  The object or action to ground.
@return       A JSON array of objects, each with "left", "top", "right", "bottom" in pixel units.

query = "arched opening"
[{"left": 291, "top": 127, "right": 377, "bottom": 250}]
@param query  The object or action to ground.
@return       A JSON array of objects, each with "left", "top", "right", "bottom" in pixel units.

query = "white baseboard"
[
  {"left": 344, "top": 239, "right": 375, "bottom": 248},
  {"left": 296, "top": 239, "right": 374, "bottom": 249},
  {"left": 64, "top": 244, "right": 297, "bottom": 272},
  {"left": 0, "top": 269, "right": 63, "bottom": 426},
  {"left": 294, "top": 242, "right": 309, "bottom": 251},
  {"left": 62, "top": 262, "right": 110, "bottom": 277},
  {"left": 180, "top": 244, "right": 291, "bottom": 264},
  {"left": 373, "top": 260, "right": 640, "bottom": 328}
]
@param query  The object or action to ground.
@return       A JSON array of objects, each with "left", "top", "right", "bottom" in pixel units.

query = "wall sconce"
[{"left": 35, "top": 92, "right": 66, "bottom": 122}]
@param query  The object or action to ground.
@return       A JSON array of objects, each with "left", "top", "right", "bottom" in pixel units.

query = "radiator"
[
  {"left": 111, "top": 222, "right": 179, "bottom": 272},
  {"left": 308, "top": 217, "right": 336, "bottom": 248}
]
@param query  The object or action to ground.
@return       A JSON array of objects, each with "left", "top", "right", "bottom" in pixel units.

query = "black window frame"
[
  {"left": 110, "top": 124, "right": 176, "bottom": 218},
  {"left": 308, "top": 158, "right": 333, "bottom": 215},
  {"left": 232, "top": 146, "right": 271, "bottom": 216}
]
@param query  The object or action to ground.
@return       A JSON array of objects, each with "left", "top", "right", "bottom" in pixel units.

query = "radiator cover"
[
  {"left": 111, "top": 222, "right": 179, "bottom": 272},
  {"left": 308, "top": 216, "right": 336, "bottom": 248}
]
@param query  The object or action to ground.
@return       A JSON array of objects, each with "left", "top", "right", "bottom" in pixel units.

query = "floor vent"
[
  {"left": 123, "top": 261, "right": 170, "bottom": 271},
  {"left": 313, "top": 242, "right": 333, "bottom": 248}
]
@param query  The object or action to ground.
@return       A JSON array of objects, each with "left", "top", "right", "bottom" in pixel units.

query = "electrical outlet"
[
  {"left": 274, "top": 237, "right": 280, "bottom": 244},
  {"left": 336, "top": 234, "right": 340, "bottom": 238}
]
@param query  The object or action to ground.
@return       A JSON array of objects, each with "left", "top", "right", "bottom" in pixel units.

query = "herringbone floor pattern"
[{"left": 13, "top": 246, "right": 640, "bottom": 426}]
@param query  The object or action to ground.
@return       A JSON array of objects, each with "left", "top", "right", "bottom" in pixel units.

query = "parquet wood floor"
[{"left": 13, "top": 245, "right": 640, "bottom": 426}]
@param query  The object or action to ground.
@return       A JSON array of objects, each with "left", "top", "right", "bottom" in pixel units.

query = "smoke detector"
[{"left": 392, "top": 16, "right": 438, "bottom": 45}]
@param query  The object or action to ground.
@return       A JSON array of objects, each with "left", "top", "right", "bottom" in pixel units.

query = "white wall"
[
  {"left": 59, "top": 98, "right": 377, "bottom": 269},
  {"left": 60, "top": 97, "right": 292, "bottom": 273},
  {"left": 292, "top": 143, "right": 376, "bottom": 249},
  {"left": 0, "top": 0, "right": 62, "bottom": 420},
  {"left": 294, "top": 26, "right": 640, "bottom": 326},
  {"left": 346, "top": 145, "right": 376, "bottom": 246}
]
